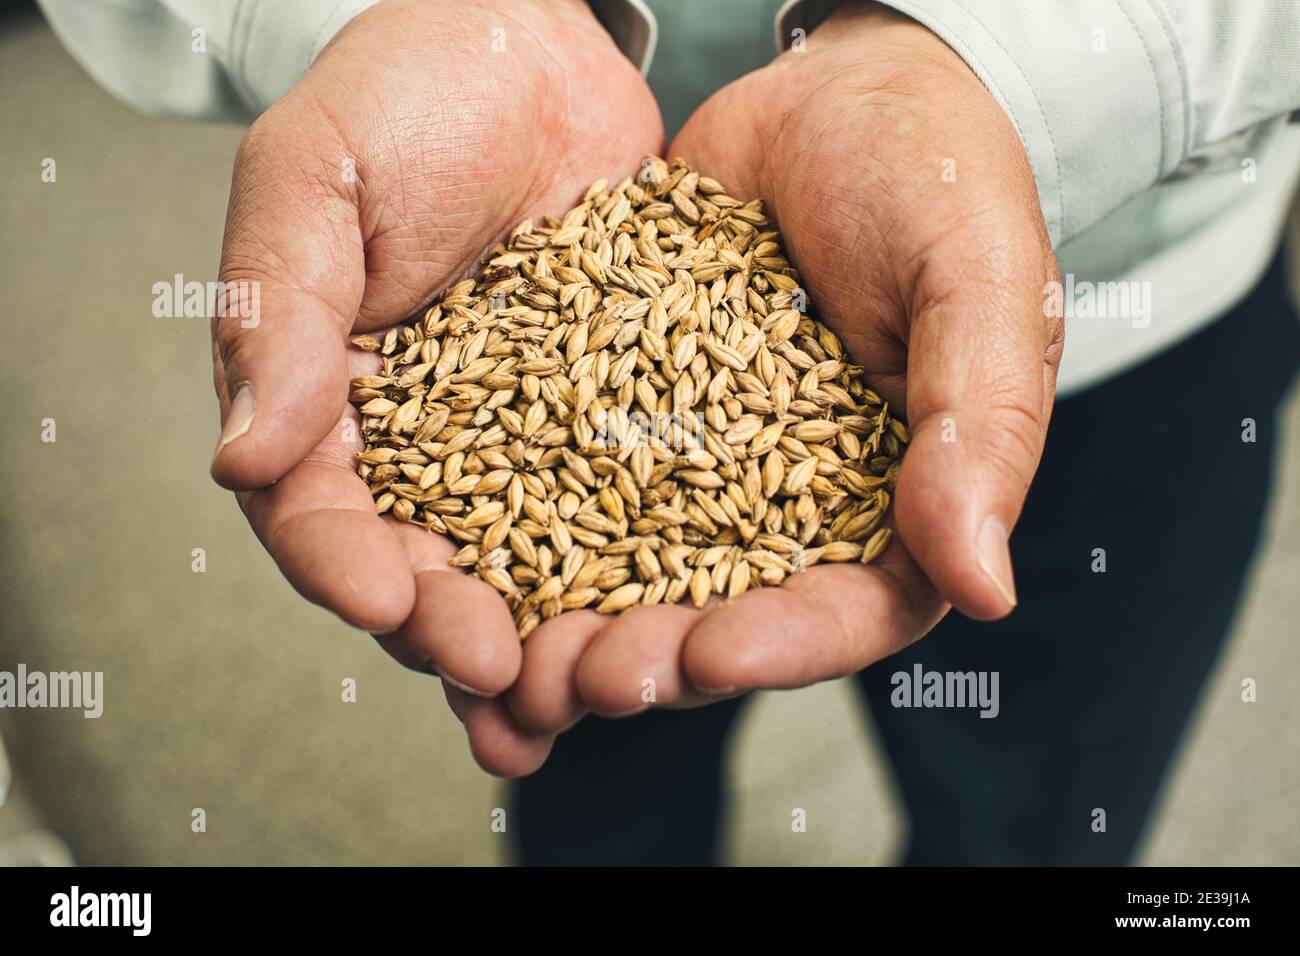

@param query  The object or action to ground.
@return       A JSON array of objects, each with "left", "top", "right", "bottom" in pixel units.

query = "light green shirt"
[{"left": 37, "top": 0, "right": 1300, "bottom": 394}]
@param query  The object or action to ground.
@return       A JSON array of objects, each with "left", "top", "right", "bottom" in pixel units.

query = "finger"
[
  {"left": 682, "top": 547, "right": 945, "bottom": 693},
  {"left": 443, "top": 684, "right": 554, "bottom": 779},
  {"left": 393, "top": 561, "right": 522, "bottom": 697},
  {"left": 895, "top": 214, "right": 1061, "bottom": 620},
  {"left": 369, "top": 520, "right": 458, "bottom": 670},
  {"left": 507, "top": 610, "right": 607, "bottom": 733},
  {"left": 211, "top": 111, "right": 366, "bottom": 491},
  {"left": 573, "top": 604, "right": 712, "bottom": 716},
  {"left": 225, "top": 344, "right": 414, "bottom": 632},
  {"left": 238, "top": 454, "right": 417, "bottom": 635},
  {"left": 667, "top": 82, "right": 766, "bottom": 202}
]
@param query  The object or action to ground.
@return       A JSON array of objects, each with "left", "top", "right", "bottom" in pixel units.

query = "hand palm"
[
  {"left": 501, "top": 5, "right": 1061, "bottom": 768},
  {"left": 213, "top": 1, "right": 1059, "bottom": 777},
  {"left": 210, "top": 0, "right": 661, "bottom": 773}
]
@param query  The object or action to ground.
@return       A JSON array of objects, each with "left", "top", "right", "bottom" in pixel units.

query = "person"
[{"left": 38, "top": 0, "right": 1300, "bottom": 864}]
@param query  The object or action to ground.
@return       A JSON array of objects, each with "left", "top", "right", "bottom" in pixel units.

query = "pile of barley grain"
[{"left": 349, "top": 157, "right": 908, "bottom": 637}]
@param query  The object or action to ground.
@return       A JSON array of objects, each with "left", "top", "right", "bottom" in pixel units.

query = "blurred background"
[{"left": 2, "top": 4, "right": 1299, "bottom": 866}]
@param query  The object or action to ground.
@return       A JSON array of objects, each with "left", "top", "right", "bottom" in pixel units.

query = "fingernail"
[
  {"left": 217, "top": 384, "right": 255, "bottom": 452},
  {"left": 603, "top": 706, "right": 650, "bottom": 718},
  {"left": 441, "top": 673, "right": 494, "bottom": 699},
  {"left": 976, "top": 515, "right": 1017, "bottom": 610}
]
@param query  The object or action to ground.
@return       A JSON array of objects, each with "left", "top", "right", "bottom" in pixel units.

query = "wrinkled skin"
[
  {"left": 210, "top": 0, "right": 661, "bottom": 773},
  {"left": 212, "top": 0, "right": 1061, "bottom": 777},
  {"left": 501, "top": 2, "right": 1063, "bottom": 770}
]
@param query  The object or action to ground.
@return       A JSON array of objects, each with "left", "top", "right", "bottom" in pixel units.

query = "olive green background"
[{"left": 2, "top": 11, "right": 1298, "bottom": 866}]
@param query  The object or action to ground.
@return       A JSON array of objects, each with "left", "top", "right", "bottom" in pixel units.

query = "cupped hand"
[
  {"left": 502, "top": 1, "right": 1062, "bottom": 755},
  {"left": 209, "top": 0, "right": 662, "bottom": 775}
]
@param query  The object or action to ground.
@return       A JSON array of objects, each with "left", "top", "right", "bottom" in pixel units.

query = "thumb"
[
  {"left": 894, "top": 223, "right": 1062, "bottom": 620},
  {"left": 665, "top": 77, "right": 768, "bottom": 201},
  {"left": 210, "top": 118, "right": 365, "bottom": 491}
]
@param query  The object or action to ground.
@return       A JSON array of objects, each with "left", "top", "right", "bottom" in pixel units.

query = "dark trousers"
[{"left": 511, "top": 256, "right": 1300, "bottom": 865}]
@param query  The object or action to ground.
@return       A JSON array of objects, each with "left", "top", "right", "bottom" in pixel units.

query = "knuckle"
[
  {"left": 231, "top": 107, "right": 348, "bottom": 211},
  {"left": 978, "top": 400, "right": 1045, "bottom": 494},
  {"left": 212, "top": 312, "right": 259, "bottom": 377}
]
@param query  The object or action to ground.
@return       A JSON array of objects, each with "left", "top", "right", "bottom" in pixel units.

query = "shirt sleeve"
[
  {"left": 36, "top": 0, "right": 657, "bottom": 124},
  {"left": 776, "top": 0, "right": 1300, "bottom": 248},
  {"left": 35, "top": 0, "right": 384, "bottom": 123}
]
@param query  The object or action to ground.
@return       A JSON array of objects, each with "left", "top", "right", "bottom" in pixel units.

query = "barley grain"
[{"left": 350, "top": 158, "right": 908, "bottom": 634}]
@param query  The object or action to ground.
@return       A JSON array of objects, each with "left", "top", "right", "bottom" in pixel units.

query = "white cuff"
[{"left": 590, "top": 0, "right": 657, "bottom": 76}]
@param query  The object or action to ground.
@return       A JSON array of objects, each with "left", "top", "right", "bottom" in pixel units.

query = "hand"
[
  {"left": 209, "top": 0, "right": 662, "bottom": 775},
  {"left": 503, "top": 2, "right": 1062, "bottom": 753}
]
